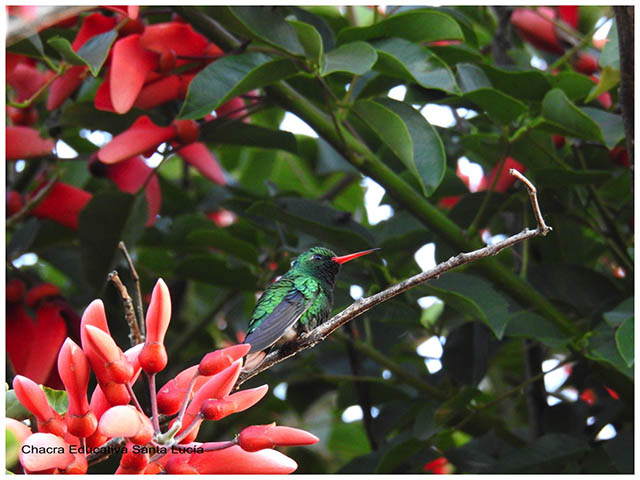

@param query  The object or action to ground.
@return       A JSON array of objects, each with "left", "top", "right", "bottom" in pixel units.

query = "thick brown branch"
[{"left": 238, "top": 172, "right": 552, "bottom": 385}]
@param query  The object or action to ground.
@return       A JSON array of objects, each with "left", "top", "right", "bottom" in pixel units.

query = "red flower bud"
[
  {"left": 174, "top": 119, "right": 199, "bottom": 145},
  {"left": 19, "top": 433, "right": 75, "bottom": 473},
  {"left": 83, "top": 325, "right": 134, "bottom": 383},
  {"left": 198, "top": 344, "right": 251, "bottom": 376},
  {"left": 115, "top": 442, "right": 150, "bottom": 474},
  {"left": 238, "top": 424, "right": 319, "bottom": 452},
  {"left": 12, "top": 375, "right": 66, "bottom": 437},
  {"left": 157, "top": 365, "right": 215, "bottom": 415},
  {"left": 99, "top": 405, "right": 154, "bottom": 445},
  {"left": 200, "top": 385, "right": 268, "bottom": 421},
  {"left": 139, "top": 279, "right": 172, "bottom": 374},
  {"left": 29, "top": 182, "right": 92, "bottom": 230},
  {"left": 188, "top": 444, "right": 298, "bottom": 474}
]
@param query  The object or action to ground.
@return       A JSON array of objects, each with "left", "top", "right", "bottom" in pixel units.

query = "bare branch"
[
  {"left": 108, "top": 271, "right": 144, "bottom": 346},
  {"left": 237, "top": 171, "right": 552, "bottom": 385},
  {"left": 118, "top": 241, "right": 146, "bottom": 337}
]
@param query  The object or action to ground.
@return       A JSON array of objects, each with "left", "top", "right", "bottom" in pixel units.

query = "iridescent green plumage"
[{"left": 243, "top": 246, "right": 377, "bottom": 368}]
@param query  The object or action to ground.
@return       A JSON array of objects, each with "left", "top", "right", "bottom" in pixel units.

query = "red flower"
[
  {"left": 572, "top": 52, "right": 599, "bottom": 75},
  {"left": 556, "top": 6, "right": 579, "bottom": 29},
  {"left": 139, "top": 279, "right": 172, "bottom": 374},
  {"left": 580, "top": 388, "right": 597, "bottom": 406},
  {"left": 29, "top": 181, "right": 92, "bottom": 230},
  {"left": 238, "top": 424, "right": 319, "bottom": 451},
  {"left": 478, "top": 157, "right": 526, "bottom": 193},
  {"left": 511, "top": 7, "right": 564, "bottom": 54},
  {"left": 201, "top": 385, "right": 269, "bottom": 421},
  {"left": 7, "top": 62, "right": 52, "bottom": 102},
  {"left": 424, "top": 456, "right": 453, "bottom": 474},
  {"left": 178, "top": 142, "right": 226, "bottom": 184},
  {"left": 6, "top": 127, "right": 55, "bottom": 160},
  {"left": 181, "top": 445, "right": 299, "bottom": 474},
  {"left": 133, "top": 74, "right": 182, "bottom": 110},
  {"left": 140, "top": 21, "right": 209, "bottom": 59},
  {"left": 99, "top": 405, "right": 154, "bottom": 444}
]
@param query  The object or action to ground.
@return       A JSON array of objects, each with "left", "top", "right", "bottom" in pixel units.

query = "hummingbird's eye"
[{"left": 311, "top": 254, "right": 323, "bottom": 261}]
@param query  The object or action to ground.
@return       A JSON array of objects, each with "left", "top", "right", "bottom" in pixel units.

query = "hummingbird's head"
[{"left": 291, "top": 246, "right": 379, "bottom": 285}]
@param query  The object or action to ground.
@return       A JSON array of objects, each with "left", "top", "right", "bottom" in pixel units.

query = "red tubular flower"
[
  {"left": 97, "top": 115, "right": 176, "bottom": 164},
  {"left": 177, "top": 361, "right": 242, "bottom": 444},
  {"left": 157, "top": 365, "right": 213, "bottom": 415},
  {"left": 238, "top": 424, "right": 319, "bottom": 452},
  {"left": 216, "top": 96, "right": 250, "bottom": 121},
  {"left": 98, "top": 405, "right": 154, "bottom": 445},
  {"left": 99, "top": 155, "right": 161, "bottom": 226},
  {"left": 83, "top": 325, "right": 134, "bottom": 384},
  {"left": 478, "top": 157, "right": 526, "bottom": 193},
  {"left": 511, "top": 7, "right": 564, "bottom": 54},
  {"left": 109, "top": 34, "right": 159, "bottom": 114},
  {"left": 198, "top": 344, "right": 251, "bottom": 376},
  {"left": 201, "top": 385, "right": 269, "bottom": 421},
  {"left": 178, "top": 142, "right": 226, "bottom": 184},
  {"left": 116, "top": 442, "right": 150, "bottom": 474},
  {"left": 19, "top": 433, "right": 77, "bottom": 474},
  {"left": 80, "top": 300, "right": 130, "bottom": 405},
  {"left": 557, "top": 6, "right": 579, "bottom": 29},
  {"left": 12, "top": 375, "right": 67, "bottom": 437},
  {"left": 6, "top": 126, "right": 55, "bottom": 160},
  {"left": 572, "top": 52, "right": 599, "bottom": 75},
  {"left": 57, "top": 338, "right": 97, "bottom": 438},
  {"left": 139, "top": 279, "right": 172, "bottom": 374},
  {"left": 186, "top": 444, "right": 298, "bottom": 474},
  {"left": 29, "top": 181, "right": 92, "bottom": 230}
]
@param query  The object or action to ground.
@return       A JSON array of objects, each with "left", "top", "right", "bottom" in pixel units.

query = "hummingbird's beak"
[{"left": 332, "top": 248, "right": 380, "bottom": 265}]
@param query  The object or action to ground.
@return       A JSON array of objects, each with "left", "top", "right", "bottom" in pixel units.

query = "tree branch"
[{"left": 238, "top": 170, "right": 553, "bottom": 385}]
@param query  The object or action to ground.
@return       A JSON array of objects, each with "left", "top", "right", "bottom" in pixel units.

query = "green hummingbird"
[{"left": 243, "top": 246, "right": 378, "bottom": 370}]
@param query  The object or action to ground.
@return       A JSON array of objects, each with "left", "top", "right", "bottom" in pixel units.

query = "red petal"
[
  {"left": 94, "top": 75, "right": 116, "bottom": 112},
  {"left": 188, "top": 445, "right": 298, "bottom": 474},
  {"left": 216, "top": 96, "right": 249, "bottom": 121},
  {"left": 104, "top": 156, "right": 161, "bottom": 226},
  {"left": 98, "top": 115, "right": 176, "bottom": 164},
  {"left": 25, "top": 283, "right": 60, "bottom": 307},
  {"left": 201, "top": 385, "right": 268, "bottom": 420},
  {"left": 178, "top": 142, "right": 225, "bottom": 184},
  {"left": 6, "top": 126, "right": 55, "bottom": 160},
  {"left": 7, "top": 304, "right": 36, "bottom": 373},
  {"left": 6, "top": 418, "right": 32, "bottom": 444},
  {"left": 72, "top": 12, "right": 118, "bottom": 50},
  {"left": 238, "top": 425, "right": 319, "bottom": 452},
  {"left": 198, "top": 344, "right": 252, "bottom": 376},
  {"left": 57, "top": 338, "right": 91, "bottom": 417},
  {"left": 47, "top": 65, "right": 87, "bottom": 111},
  {"left": 140, "top": 22, "right": 208, "bottom": 57},
  {"left": 12, "top": 375, "right": 57, "bottom": 424},
  {"left": 144, "top": 279, "right": 172, "bottom": 344},
  {"left": 157, "top": 365, "right": 210, "bottom": 415},
  {"left": 478, "top": 157, "right": 526, "bottom": 193},
  {"left": 7, "top": 63, "right": 49, "bottom": 102},
  {"left": 29, "top": 181, "right": 92, "bottom": 230},
  {"left": 511, "top": 7, "right": 564, "bottom": 54},
  {"left": 109, "top": 35, "right": 158, "bottom": 114},
  {"left": 98, "top": 405, "right": 153, "bottom": 444},
  {"left": 557, "top": 6, "right": 579, "bottom": 29},
  {"left": 20, "top": 433, "right": 75, "bottom": 473},
  {"left": 133, "top": 75, "right": 181, "bottom": 110},
  {"left": 21, "top": 304, "right": 67, "bottom": 385}
]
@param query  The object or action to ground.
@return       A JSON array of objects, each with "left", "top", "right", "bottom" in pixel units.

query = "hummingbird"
[{"left": 242, "top": 246, "right": 379, "bottom": 370}]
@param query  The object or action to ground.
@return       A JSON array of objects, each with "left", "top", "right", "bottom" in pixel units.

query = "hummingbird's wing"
[{"left": 244, "top": 287, "right": 316, "bottom": 353}]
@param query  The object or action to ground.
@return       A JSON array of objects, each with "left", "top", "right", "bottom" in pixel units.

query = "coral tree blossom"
[{"left": 8, "top": 278, "right": 319, "bottom": 474}]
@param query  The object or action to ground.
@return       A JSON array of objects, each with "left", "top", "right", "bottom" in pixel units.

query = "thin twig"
[
  {"left": 108, "top": 271, "right": 144, "bottom": 346},
  {"left": 238, "top": 171, "right": 553, "bottom": 385},
  {"left": 118, "top": 242, "right": 146, "bottom": 338},
  {"left": 7, "top": 174, "right": 59, "bottom": 230}
]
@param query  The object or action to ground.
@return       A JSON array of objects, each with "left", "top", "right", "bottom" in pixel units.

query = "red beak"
[{"left": 332, "top": 248, "right": 379, "bottom": 265}]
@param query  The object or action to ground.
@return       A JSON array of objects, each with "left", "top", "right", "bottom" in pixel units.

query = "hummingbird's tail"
[{"left": 242, "top": 350, "right": 267, "bottom": 373}]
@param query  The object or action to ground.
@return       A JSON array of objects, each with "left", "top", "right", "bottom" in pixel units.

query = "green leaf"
[
  {"left": 6, "top": 429, "right": 19, "bottom": 469},
  {"left": 288, "top": 19, "right": 323, "bottom": 63},
  {"left": 176, "top": 253, "right": 258, "bottom": 290},
  {"left": 376, "top": 435, "right": 425, "bottom": 473},
  {"left": 245, "top": 197, "right": 374, "bottom": 251},
  {"left": 321, "top": 41, "right": 377, "bottom": 76},
  {"left": 456, "top": 62, "right": 491, "bottom": 92},
  {"left": 429, "top": 44, "right": 483, "bottom": 64},
  {"left": 352, "top": 99, "right": 413, "bottom": 169},
  {"left": 372, "top": 38, "right": 458, "bottom": 94},
  {"left": 413, "top": 401, "right": 438, "bottom": 440},
  {"left": 42, "top": 386, "right": 68, "bottom": 415},
  {"left": 462, "top": 88, "right": 528, "bottom": 124},
  {"left": 615, "top": 316, "right": 634, "bottom": 367},
  {"left": 584, "top": 66, "right": 620, "bottom": 104},
  {"left": 581, "top": 107, "right": 625, "bottom": 149},
  {"left": 47, "top": 30, "right": 117, "bottom": 76},
  {"left": 328, "top": 422, "right": 370, "bottom": 462},
  {"left": 585, "top": 322, "right": 633, "bottom": 379},
  {"left": 603, "top": 297, "right": 633, "bottom": 327},
  {"left": 480, "top": 64, "right": 551, "bottom": 101},
  {"left": 6, "top": 389, "right": 31, "bottom": 421},
  {"left": 337, "top": 9, "right": 464, "bottom": 44},
  {"left": 210, "top": 6, "right": 304, "bottom": 56},
  {"left": 548, "top": 71, "right": 595, "bottom": 101},
  {"left": 600, "top": 21, "right": 619, "bottom": 70},
  {"left": 492, "top": 434, "right": 588, "bottom": 473},
  {"left": 427, "top": 273, "right": 511, "bottom": 339},
  {"left": 78, "top": 191, "right": 147, "bottom": 291},
  {"left": 46, "top": 36, "right": 86, "bottom": 66},
  {"left": 540, "top": 89, "right": 605, "bottom": 142},
  {"left": 199, "top": 119, "right": 298, "bottom": 154},
  {"left": 75, "top": 30, "right": 118, "bottom": 76},
  {"left": 375, "top": 98, "right": 446, "bottom": 196},
  {"left": 186, "top": 228, "right": 259, "bottom": 264},
  {"left": 505, "top": 311, "right": 570, "bottom": 348},
  {"left": 530, "top": 168, "right": 611, "bottom": 188},
  {"left": 180, "top": 53, "right": 300, "bottom": 119}
]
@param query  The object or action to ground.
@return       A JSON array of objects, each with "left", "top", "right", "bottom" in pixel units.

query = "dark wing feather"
[{"left": 243, "top": 289, "right": 311, "bottom": 353}]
